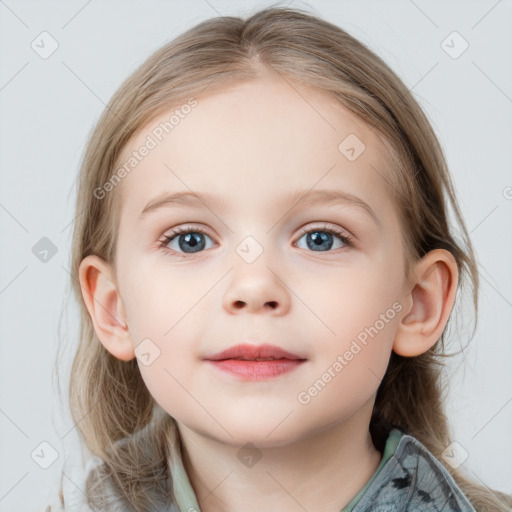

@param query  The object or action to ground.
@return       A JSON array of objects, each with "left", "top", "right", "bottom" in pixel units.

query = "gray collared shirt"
[{"left": 46, "top": 428, "right": 476, "bottom": 511}]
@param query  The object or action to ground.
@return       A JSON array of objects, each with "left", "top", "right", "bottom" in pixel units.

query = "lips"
[
  {"left": 205, "top": 343, "right": 306, "bottom": 362},
  {"left": 205, "top": 343, "right": 307, "bottom": 381}
]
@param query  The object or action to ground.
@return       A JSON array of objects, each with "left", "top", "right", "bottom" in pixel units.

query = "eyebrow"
[{"left": 139, "top": 189, "right": 380, "bottom": 226}]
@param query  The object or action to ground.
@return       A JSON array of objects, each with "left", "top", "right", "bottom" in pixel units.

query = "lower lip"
[{"left": 206, "top": 359, "right": 305, "bottom": 380}]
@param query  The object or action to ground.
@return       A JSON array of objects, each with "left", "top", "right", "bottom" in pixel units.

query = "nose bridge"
[
  {"left": 226, "top": 206, "right": 279, "bottom": 266},
  {"left": 222, "top": 231, "right": 290, "bottom": 314}
]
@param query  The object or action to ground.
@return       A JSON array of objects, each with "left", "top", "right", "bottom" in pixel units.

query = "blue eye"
[
  {"left": 158, "top": 223, "right": 354, "bottom": 257},
  {"left": 159, "top": 226, "right": 214, "bottom": 255},
  {"left": 295, "top": 225, "right": 353, "bottom": 252}
]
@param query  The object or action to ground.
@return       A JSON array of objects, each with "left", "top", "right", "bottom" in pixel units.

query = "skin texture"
[{"left": 79, "top": 65, "right": 458, "bottom": 512}]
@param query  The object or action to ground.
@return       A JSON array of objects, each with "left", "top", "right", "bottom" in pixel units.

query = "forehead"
[{"left": 114, "top": 70, "right": 397, "bottom": 224}]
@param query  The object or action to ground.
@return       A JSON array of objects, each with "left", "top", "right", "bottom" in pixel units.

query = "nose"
[{"left": 222, "top": 263, "right": 291, "bottom": 315}]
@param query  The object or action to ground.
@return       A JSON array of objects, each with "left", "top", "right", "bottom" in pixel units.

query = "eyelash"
[
  {"left": 157, "top": 223, "right": 354, "bottom": 256},
  {"left": 296, "top": 224, "right": 354, "bottom": 249}
]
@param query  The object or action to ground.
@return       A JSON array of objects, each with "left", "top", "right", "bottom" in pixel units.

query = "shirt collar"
[
  {"left": 168, "top": 428, "right": 404, "bottom": 512},
  {"left": 169, "top": 431, "right": 202, "bottom": 512}
]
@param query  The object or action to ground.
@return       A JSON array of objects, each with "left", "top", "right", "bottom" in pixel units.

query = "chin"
[{"left": 202, "top": 417, "right": 306, "bottom": 449}]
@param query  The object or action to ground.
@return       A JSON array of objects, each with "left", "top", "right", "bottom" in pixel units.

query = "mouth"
[
  {"left": 206, "top": 358, "right": 306, "bottom": 380},
  {"left": 205, "top": 343, "right": 307, "bottom": 381},
  {"left": 205, "top": 343, "right": 306, "bottom": 362},
  {"left": 221, "top": 357, "right": 285, "bottom": 361}
]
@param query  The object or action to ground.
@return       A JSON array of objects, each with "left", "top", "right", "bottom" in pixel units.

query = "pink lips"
[
  {"left": 205, "top": 343, "right": 307, "bottom": 381},
  {"left": 206, "top": 343, "right": 304, "bottom": 361}
]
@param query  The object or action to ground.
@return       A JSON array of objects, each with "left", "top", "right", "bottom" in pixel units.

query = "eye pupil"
[
  {"left": 312, "top": 232, "right": 325, "bottom": 244},
  {"left": 185, "top": 234, "right": 197, "bottom": 246},
  {"left": 307, "top": 231, "right": 333, "bottom": 251},
  {"left": 180, "top": 233, "right": 205, "bottom": 253}
]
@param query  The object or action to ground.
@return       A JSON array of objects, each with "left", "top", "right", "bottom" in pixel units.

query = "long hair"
[{"left": 62, "top": 5, "right": 512, "bottom": 511}]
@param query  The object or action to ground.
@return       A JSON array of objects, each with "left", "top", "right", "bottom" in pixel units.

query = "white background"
[{"left": 1, "top": 0, "right": 511, "bottom": 510}]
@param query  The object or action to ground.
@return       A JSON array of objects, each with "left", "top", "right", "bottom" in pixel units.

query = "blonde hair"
[{"left": 62, "top": 5, "right": 512, "bottom": 511}]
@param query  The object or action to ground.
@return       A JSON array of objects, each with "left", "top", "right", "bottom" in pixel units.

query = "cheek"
[
  {"left": 119, "top": 258, "right": 197, "bottom": 339},
  {"left": 300, "top": 263, "right": 403, "bottom": 404},
  {"left": 119, "top": 260, "right": 212, "bottom": 372},
  {"left": 301, "top": 259, "right": 403, "bottom": 342},
  {"left": 295, "top": 307, "right": 400, "bottom": 427},
  {"left": 135, "top": 355, "right": 202, "bottom": 429}
]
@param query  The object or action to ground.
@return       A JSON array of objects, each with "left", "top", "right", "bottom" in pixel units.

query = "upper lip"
[{"left": 205, "top": 343, "right": 306, "bottom": 361}]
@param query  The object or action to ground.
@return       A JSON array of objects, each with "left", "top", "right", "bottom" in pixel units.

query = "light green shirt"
[
  {"left": 47, "top": 427, "right": 475, "bottom": 511},
  {"left": 169, "top": 428, "right": 402, "bottom": 512},
  {"left": 169, "top": 427, "right": 475, "bottom": 512}
]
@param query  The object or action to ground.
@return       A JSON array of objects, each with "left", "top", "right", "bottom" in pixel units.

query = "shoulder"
[
  {"left": 45, "top": 455, "right": 181, "bottom": 512},
  {"left": 352, "top": 430, "right": 476, "bottom": 511}
]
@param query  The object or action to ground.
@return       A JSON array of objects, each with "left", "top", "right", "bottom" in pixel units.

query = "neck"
[{"left": 176, "top": 399, "right": 382, "bottom": 512}]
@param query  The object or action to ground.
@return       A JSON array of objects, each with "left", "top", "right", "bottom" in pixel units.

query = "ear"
[
  {"left": 78, "top": 255, "right": 135, "bottom": 361},
  {"left": 393, "top": 249, "right": 459, "bottom": 357}
]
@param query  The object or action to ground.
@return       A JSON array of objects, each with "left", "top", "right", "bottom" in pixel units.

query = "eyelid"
[
  {"left": 160, "top": 223, "right": 214, "bottom": 245},
  {"left": 294, "top": 222, "right": 355, "bottom": 249},
  {"left": 158, "top": 223, "right": 216, "bottom": 257},
  {"left": 158, "top": 221, "right": 355, "bottom": 257},
  {"left": 295, "top": 221, "right": 353, "bottom": 237},
  {"left": 164, "top": 223, "right": 212, "bottom": 236},
  {"left": 159, "top": 221, "right": 352, "bottom": 240}
]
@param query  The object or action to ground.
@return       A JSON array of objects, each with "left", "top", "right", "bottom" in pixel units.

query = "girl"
[{"left": 49, "top": 5, "right": 512, "bottom": 512}]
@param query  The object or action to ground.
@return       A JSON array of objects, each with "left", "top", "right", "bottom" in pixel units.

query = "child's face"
[{"left": 112, "top": 68, "right": 409, "bottom": 446}]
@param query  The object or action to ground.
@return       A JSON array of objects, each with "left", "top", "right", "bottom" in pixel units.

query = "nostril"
[{"left": 234, "top": 300, "right": 245, "bottom": 309}]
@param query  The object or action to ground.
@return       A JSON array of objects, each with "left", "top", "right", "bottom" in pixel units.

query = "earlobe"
[
  {"left": 78, "top": 255, "right": 135, "bottom": 361},
  {"left": 393, "top": 249, "right": 458, "bottom": 357}
]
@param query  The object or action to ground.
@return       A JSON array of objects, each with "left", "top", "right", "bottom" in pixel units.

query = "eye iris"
[
  {"left": 167, "top": 228, "right": 343, "bottom": 255},
  {"left": 179, "top": 233, "right": 205, "bottom": 253},
  {"left": 307, "top": 231, "right": 333, "bottom": 251}
]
